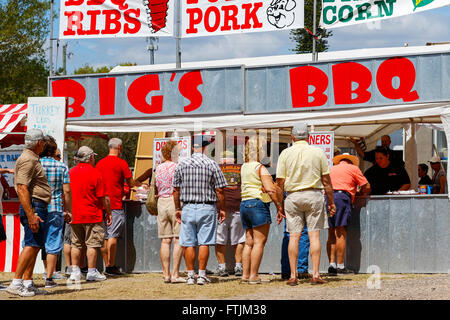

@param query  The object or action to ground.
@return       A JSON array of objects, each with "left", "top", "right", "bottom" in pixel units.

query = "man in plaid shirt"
[
  {"left": 173, "top": 135, "right": 227, "bottom": 285},
  {"left": 39, "top": 136, "right": 72, "bottom": 288}
]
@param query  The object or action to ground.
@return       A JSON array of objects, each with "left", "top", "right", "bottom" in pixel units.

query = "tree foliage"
[
  {"left": 290, "top": 0, "right": 333, "bottom": 54},
  {"left": 0, "top": 0, "right": 50, "bottom": 104},
  {"left": 67, "top": 63, "right": 139, "bottom": 169}
]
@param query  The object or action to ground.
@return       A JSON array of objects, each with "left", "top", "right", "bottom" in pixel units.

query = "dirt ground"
[{"left": 0, "top": 272, "right": 448, "bottom": 300}]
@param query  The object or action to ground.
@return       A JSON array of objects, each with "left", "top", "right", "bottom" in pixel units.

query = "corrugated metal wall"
[{"left": 118, "top": 195, "right": 449, "bottom": 274}]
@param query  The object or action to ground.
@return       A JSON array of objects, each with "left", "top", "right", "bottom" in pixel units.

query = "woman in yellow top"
[{"left": 240, "top": 136, "right": 284, "bottom": 284}]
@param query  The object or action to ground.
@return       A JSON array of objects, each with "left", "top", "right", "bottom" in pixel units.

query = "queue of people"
[{"left": 0, "top": 124, "right": 447, "bottom": 296}]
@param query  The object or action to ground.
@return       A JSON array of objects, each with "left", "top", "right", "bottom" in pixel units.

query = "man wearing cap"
[
  {"left": 69, "top": 146, "right": 112, "bottom": 282},
  {"left": 173, "top": 135, "right": 227, "bottom": 285},
  {"left": 214, "top": 150, "right": 245, "bottom": 277},
  {"left": 6, "top": 129, "right": 52, "bottom": 297},
  {"left": 327, "top": 153, "right": 370, "bottom": 276},
  {"left": 96, "top": 138, "right": 141, "bottom": 276},
  {"left": 276, "top": 122, "right": 336, "bottom": 286},
  {"left": 429, "top": 156, "right": 447, "bottom": 194}
]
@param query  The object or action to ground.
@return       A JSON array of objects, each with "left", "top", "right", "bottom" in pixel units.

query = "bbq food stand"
[{"left": 50, "top": 45, "right": 450, "bottom": 273}]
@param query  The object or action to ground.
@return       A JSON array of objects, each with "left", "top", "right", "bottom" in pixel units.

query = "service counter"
[{"left": 111, "top": 195, "right": 450, "bottom": 274}]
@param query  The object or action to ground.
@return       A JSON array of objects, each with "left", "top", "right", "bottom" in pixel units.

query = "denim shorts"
[
  {"left": 179, "top": 203, "right": 217, "bottom": 247},
  {"left": 103, "top": 210, "right": 126, "bottom": 239},
  {"left": 240, "top": 199, "right": 272, "bottom": 229},
  {"left": 45, "top": 212, "right": 64, "bottom": 254},
  {"left": 20, "top": 199, "right": 49, "bottom": 248},
  {"left": 328, "top": 191, "right": 352, "bottom": 228}
]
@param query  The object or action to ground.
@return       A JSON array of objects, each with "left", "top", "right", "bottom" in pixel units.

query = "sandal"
[
  {"left": 311, "top": 277, "right": 327, "bottom": 285},
  {"left": 286, "top": 278, "right": 298, "bottom": 286},
  {"left": 171, "top": 277, "right": 187, "bottom": 283},
  {"left": 163, "top": 277, "right": 171, "bottom": 283},
  {"left": 248, "top": 279, "right": 262, "bottom": 285}
]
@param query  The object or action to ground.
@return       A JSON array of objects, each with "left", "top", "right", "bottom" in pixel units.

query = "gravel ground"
[{"left": 0, "top": 272, "right": 448, "bottom": 300}]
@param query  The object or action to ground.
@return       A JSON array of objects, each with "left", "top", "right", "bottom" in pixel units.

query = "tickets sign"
[
  {"left": 308, "top": 131, "right": 334, "bottom": 168},
  {"left": 153, "top": 137, "right": 191, "bottom": 169},
  {"left": 60, "top": 0, "right": 174, "bottom": 39},
  {"left": 321, "top": 0, "right": 450, "bottom": 29},
  {"left": 182, "top": 0, "right": 304, "bottom": 37}
]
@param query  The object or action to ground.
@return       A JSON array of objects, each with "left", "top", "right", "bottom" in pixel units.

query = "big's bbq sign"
[{"left": 49, "top": 53, "right": 450, "bottom": 121}]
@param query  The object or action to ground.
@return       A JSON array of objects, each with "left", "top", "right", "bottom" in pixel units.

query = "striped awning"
[{"left": 0, "top": 104, "right": 27, "bottom": 140}]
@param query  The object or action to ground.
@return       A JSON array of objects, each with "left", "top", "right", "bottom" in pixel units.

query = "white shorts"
[{"left": 216, "top": 211, "right": 246, "bottom": 245}]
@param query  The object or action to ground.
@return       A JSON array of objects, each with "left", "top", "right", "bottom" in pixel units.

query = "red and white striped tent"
[
  {"left": 0, "top": 103, "right": 45, "bottom": 273},
  {"left": 0, "top": 104, "right": 27, "bottom": 141}
]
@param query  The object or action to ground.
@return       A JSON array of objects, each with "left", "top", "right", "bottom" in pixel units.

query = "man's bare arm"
[{"left": 321, "top": 174, "right": 336, "bottom": 216}]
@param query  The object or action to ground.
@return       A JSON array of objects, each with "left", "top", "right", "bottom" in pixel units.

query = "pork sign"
[
  {"left": 49, "top": 54, "right": 450, "bottom": 121},
  {"left": 181, "top": 0, "right": 305, "bottom": 37}
]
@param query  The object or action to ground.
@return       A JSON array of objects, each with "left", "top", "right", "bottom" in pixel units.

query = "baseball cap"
[
  {"left": 428, "top": 156, "right": 441, "bottom": 163},
  {"left": 76, "top": 146, "right": 97, "bottom": 158},
  {"left": 193, "top": 135, "right": 214, "bottom": 148},
  {"left": 25, "top": 129, "right": 44, "bottom": 141},
  {"left": 292, "top": 122, "right": 309, "bottom": 139}
]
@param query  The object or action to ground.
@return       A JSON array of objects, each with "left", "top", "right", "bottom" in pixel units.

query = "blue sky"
[{"left": 50, "top": 2, "right": 450, "bottom": 74}]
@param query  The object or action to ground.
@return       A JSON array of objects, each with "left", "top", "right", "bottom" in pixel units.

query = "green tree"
[
  {"left": 290, "top": 0, "right": 333, "bottom": 54},
  {"left": 0, "top": 0, "right": 50, "bottom": 104},
  {"left": 67, "top": 63, "right": 139, "bottom": 169}
]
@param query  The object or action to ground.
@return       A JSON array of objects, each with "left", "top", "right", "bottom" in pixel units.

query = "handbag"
[{"left": 145, "top": 172, "right": 158, "bottom": 216}]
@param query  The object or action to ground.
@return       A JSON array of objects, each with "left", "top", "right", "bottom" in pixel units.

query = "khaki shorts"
[
  {"left": 157, "top": 196, "right": 181, "bottom": 238},
  {"left": 71, "top": 222, "right": 105, "bottom": 249},
  {"left": 284, "top": 190, "right": 328, "bottom": 233}
]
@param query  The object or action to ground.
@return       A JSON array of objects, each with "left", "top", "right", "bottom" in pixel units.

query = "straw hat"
[
  {"left": 428, "top": 155, "right": 441, "bottom": 163},
  {"left": 333, "top": 153, "right": 359, "bottom": 166}
]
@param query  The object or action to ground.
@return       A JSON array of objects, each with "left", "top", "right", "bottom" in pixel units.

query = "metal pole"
[
  {"left": 63, "top": 43, "right": 67, "bottom": 75},
  {"left": 312, "top": 0, "right": 317, "bottom": 62},
  {"left": 176, "top": 0, "right": 181, "bottom": 68},
  {"left": 49, "top": 0, "right": 54, "bottom": 76}
]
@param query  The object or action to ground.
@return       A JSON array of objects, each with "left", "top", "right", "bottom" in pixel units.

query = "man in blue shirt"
[{"left": 39, "top": 136, "right": 72, "bottom": 288}]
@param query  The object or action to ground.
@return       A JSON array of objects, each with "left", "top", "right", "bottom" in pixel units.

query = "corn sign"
[{"left": 321, "top": 0, "right": 449, "bottom": 29}]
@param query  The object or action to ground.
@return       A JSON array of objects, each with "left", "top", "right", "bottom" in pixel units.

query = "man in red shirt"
[
  {"left": 327, "top": 153, "right": 370, "bottom": 276},
  {"left": 96, "top": 138, "right": 141, "bottom": 276},
  {"left": 69, "top": 146, "right": 112, "bottom": 282}
]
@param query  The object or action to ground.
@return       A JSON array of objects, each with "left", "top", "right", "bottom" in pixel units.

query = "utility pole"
[
  {"left": 147, "top": 37, "right": 158, "bottom": 65},
  {"left": 62, "top": 43, "right": 68, "bottom": 75},
  {"left": 312, "top": 0, "right": 317, "bottom": 62},
  {"left": 49, "top": 0, "right": 54, "bottom": 76},
  {"left": 176, "top": 0, "right": 181, "bottom": 68}
]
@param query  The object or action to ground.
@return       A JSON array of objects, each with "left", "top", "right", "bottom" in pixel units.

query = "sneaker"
[
  {"left": 197, "top": 275, "right": 211, "bottom": 285},
  {"left": 104, "top": 266, "right": 124, "bottom": 276},
  {"left": 234, "top": 265, "right": 243, "bottom": 277},
  {"left": 337, "top": 267, "right": 355, "bottom": 274},
  {"left": 328, "top": 265, "right": 337, "bottom": 276},
  {"left": 5, "top": 283, "right": 23, "bottom": 295},
  {"left": 214, "top": 266, "right": 229, "bottom": 277},
  {"left": 65, "top": 266, "right": 73, "bottom": 276},
  {"left": 281, "top": 273, "right": 290, "bottom": 280},
  {"left": 186, "top": 275, "right": 195, "bottom": 285},
  {"left": 69, "top": 272, "right": 81, "bottom": 282},
  {"left": 27, "top": 285, "right": 47, "bottom": 295},
  {"left": 86, "top": 270, "right": 107, "bottom": 282},
  {"left": 0, "top": 284, "right": 7, "bottom": 291},
  {"left": 45, "top": 279, "right": 58, "bottom": 288},
  {"left": 18, "top": 286, "right": 36, "bottom": 297},
  {"left": 42, "top": 271, "right": 66, "bottom": 280}
]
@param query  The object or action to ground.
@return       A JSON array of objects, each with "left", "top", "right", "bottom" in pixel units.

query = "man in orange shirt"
[{"left": 327, "top": 154, "right": 370, "bottom": 275}]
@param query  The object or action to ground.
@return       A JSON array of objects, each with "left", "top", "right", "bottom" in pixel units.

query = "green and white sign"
[{"left": 321, "top": 0, "right": 450, "bottom": 29}]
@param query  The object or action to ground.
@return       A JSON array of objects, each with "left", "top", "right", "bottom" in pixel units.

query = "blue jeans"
[
  {"left": 281, "top": 220, "right": 309, "bottom": 274},
  {"left": 20, "top": 199, "right": 48, "bottom": 248}
]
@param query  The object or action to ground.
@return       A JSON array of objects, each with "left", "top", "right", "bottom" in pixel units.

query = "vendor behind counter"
[{"left": 364, "top": 147, "right": 411, "bottom": 195}]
